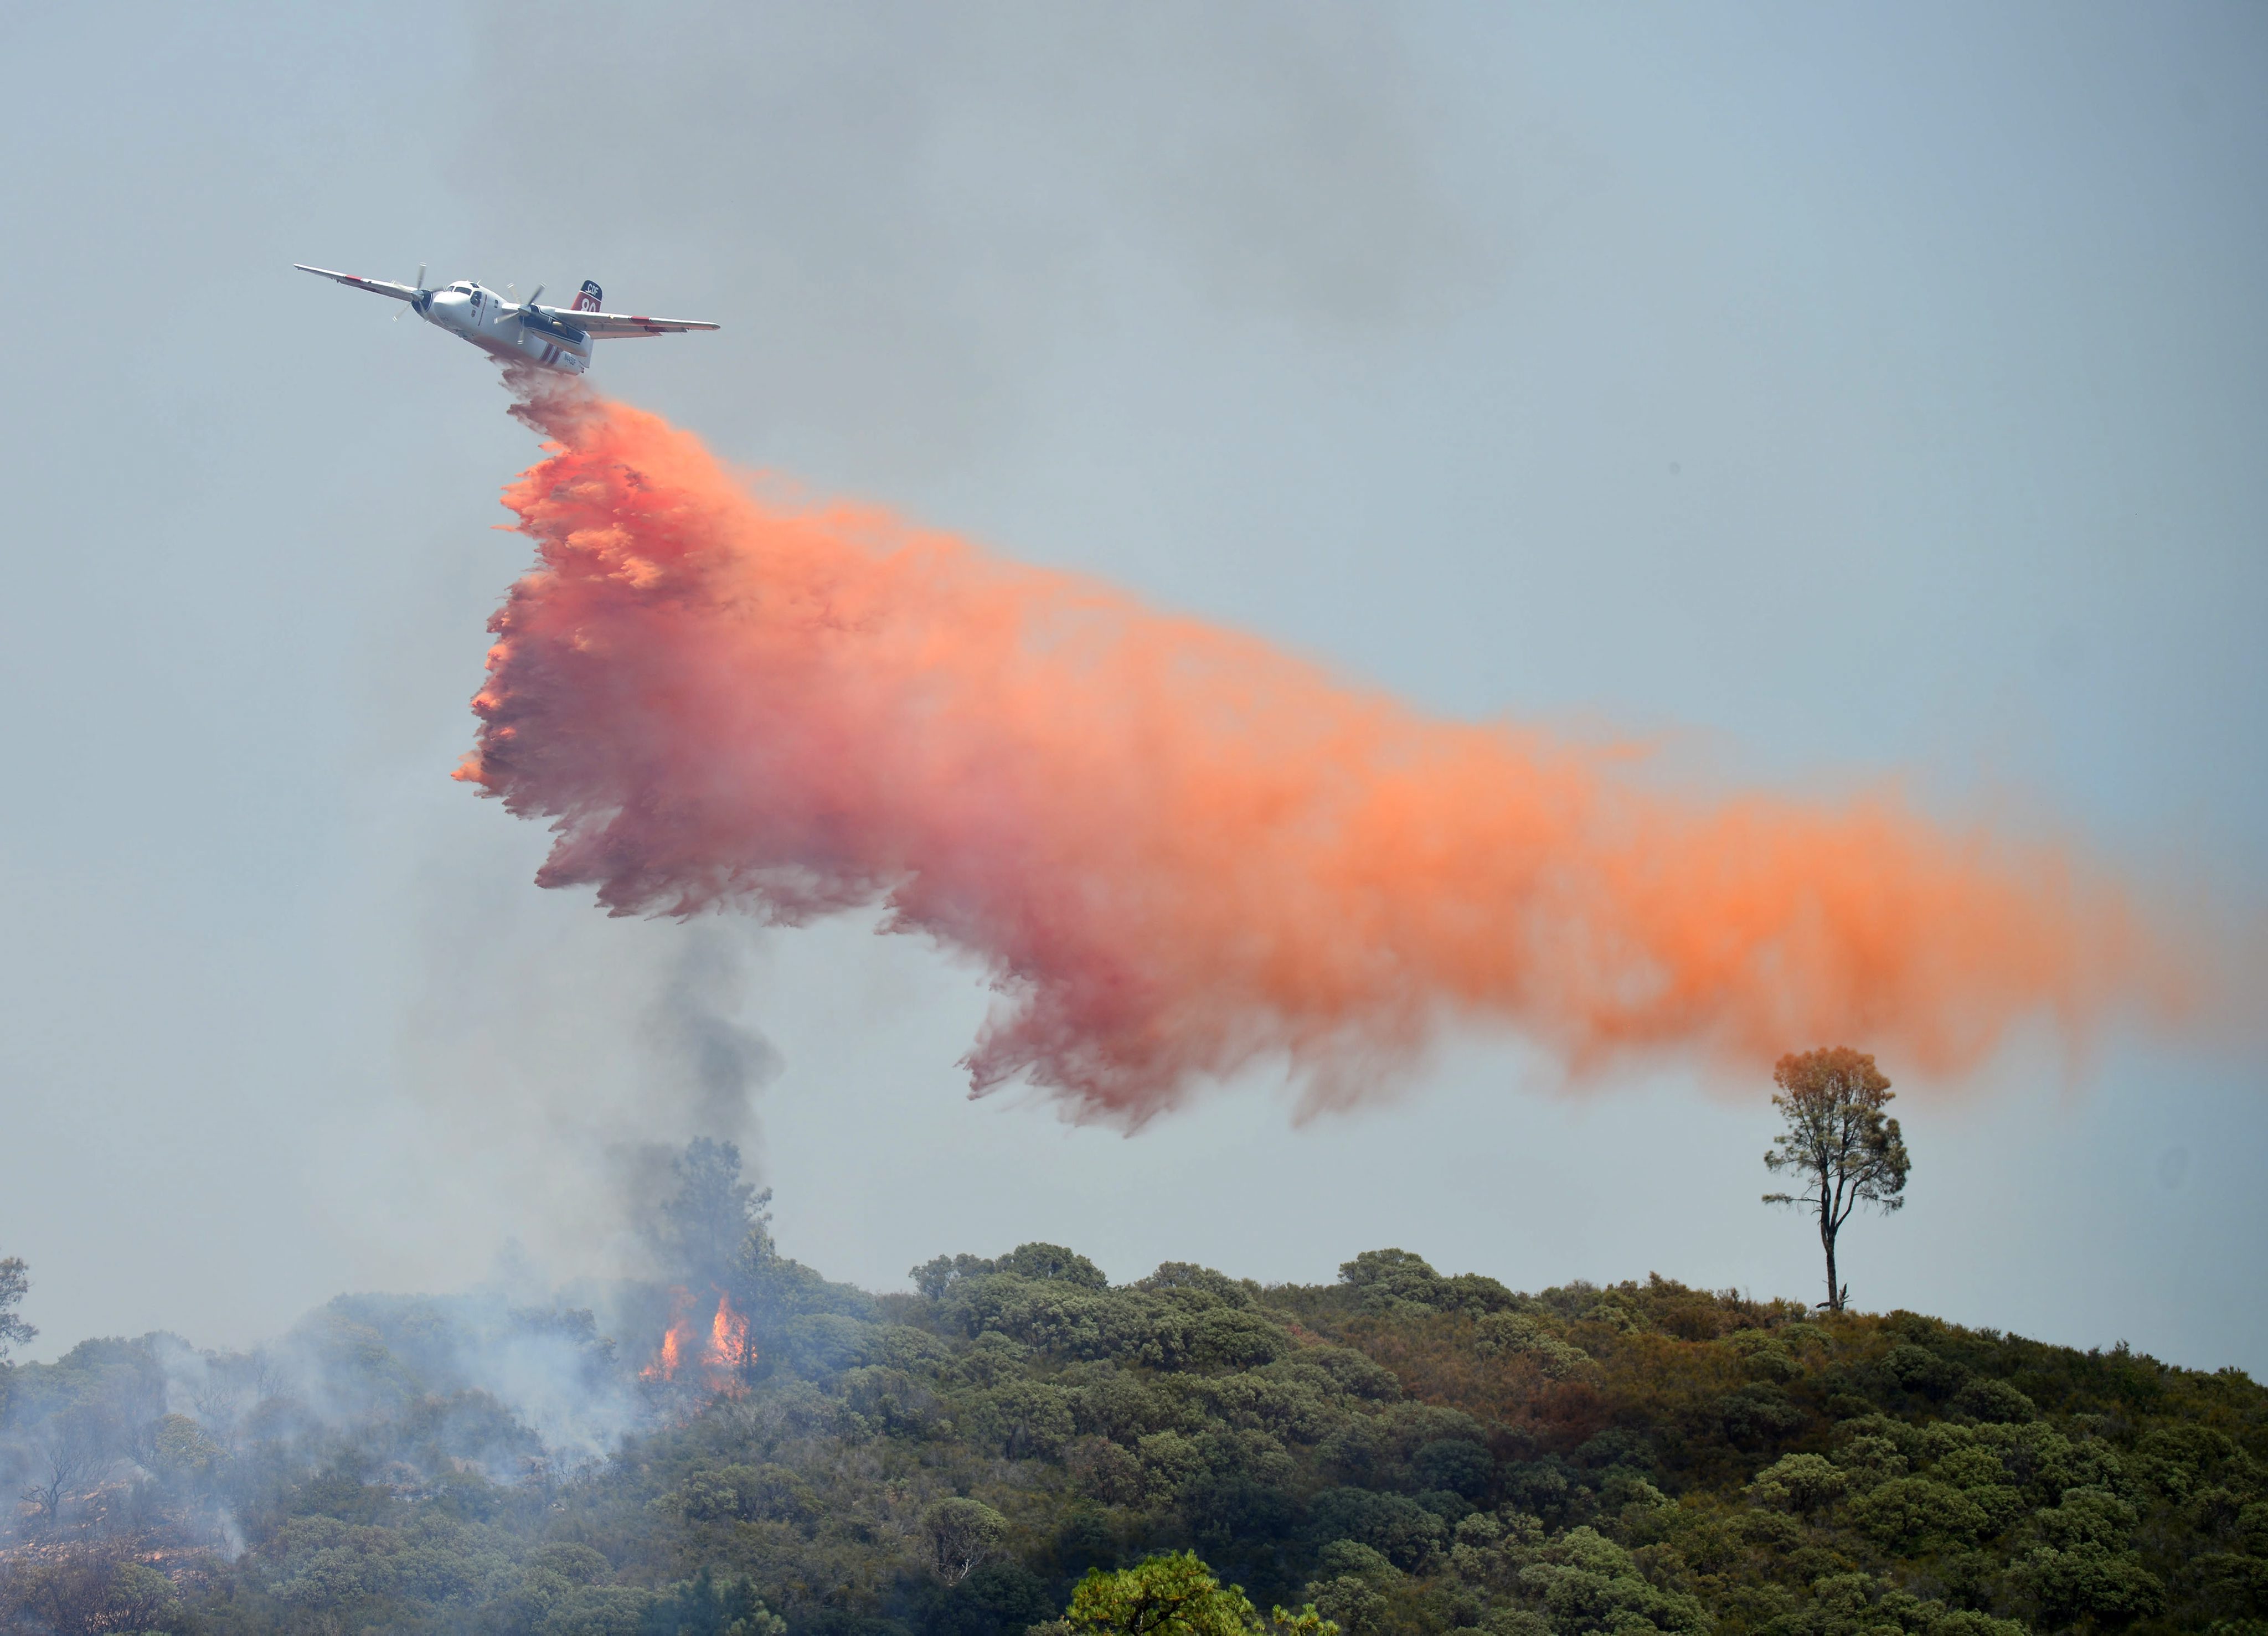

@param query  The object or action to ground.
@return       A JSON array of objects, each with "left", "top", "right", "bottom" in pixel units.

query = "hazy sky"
[{"left": 2, "top": 2, "right": 2263, "bottom": 1373}]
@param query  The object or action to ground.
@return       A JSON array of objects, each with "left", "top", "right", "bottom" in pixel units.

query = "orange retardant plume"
[{"left": 456, "top": 385, "right": 2178, "bottom": 1125}]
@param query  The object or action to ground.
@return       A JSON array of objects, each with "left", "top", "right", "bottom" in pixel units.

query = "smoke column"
[{"left": 457, "top": 385, "right": 2174, "bottom": 1126}]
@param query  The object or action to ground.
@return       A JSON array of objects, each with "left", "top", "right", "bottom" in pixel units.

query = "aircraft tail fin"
[{"left": 573, "top": 280, "right": 604, "bottom": 314}]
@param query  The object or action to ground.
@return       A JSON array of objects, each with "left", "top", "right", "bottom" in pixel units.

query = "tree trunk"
[{"left": 1822, "top": 1218, "right": 1841, "bottom": 1313}]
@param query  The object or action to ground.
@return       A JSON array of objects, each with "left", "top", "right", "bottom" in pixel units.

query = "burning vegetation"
[
  {"left": 3, "top": 1139, "right": 2263, "bottom": 1636},
  {"left": 640, "top": 1287, "right": 755, "bottom": 1396}
]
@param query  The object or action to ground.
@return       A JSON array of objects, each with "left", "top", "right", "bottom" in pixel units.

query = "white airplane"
[{"left": 294, "top": 265, "right": 719, "bottom": 375}]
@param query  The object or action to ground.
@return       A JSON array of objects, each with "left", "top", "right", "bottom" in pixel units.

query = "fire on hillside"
[{"left": 638, "top": 1289, "right": 753, "bottom": 1396}]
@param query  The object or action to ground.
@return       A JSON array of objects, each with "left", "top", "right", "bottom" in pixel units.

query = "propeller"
[{"left": 393, "top": 264, "right": 430, "bottom": 321}]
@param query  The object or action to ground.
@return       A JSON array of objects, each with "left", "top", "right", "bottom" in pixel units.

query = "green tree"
[
  {"left": 641, "top": 1567, "right": 788, "bottom": 1636},
  {"left": 994, "top": 1242, "right": 1111, "bottom": 1288},
  {"left": 654, "top": 1139, "right": 768, "bottom": 1288},
  {"left": 0, "top": 1545, "right": 178, "bottom": 1635},
  {"left": 923, "top": 1497, "right": 1009, "bottom": 1587},
  {"left": 1745, "top": 1452, "right": 1848, "bottom": 1516},
  {"left": 1064, "top": 1552, "right": 1336, "bottom": 1636},
  {"left": 0, "top": 1255, "right": 33, "bottom": 1360},
  {"left": 1762, "top": 1046, "right": 1910, "bottom": 1312}
]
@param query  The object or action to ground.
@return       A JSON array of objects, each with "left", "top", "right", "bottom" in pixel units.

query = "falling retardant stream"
[{"left": 455, "top": 379, "right": 2185, "bottom": 1126}]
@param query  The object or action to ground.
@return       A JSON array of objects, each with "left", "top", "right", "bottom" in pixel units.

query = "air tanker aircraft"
[{"left": 295, "top": 265, "right": 719, "bottom": 375}]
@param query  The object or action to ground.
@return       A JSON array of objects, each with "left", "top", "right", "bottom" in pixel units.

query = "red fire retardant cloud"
[{"left": 456, "top": 385, "right": 2180, "bottom": 1126}]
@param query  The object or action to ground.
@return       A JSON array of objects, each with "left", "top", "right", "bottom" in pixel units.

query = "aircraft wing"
[
  {"left": 542, "top": 306, "right": 721, "bottom": 338},
  {"left": 295, "top": 265, "right": 418, "bottom": 302}
]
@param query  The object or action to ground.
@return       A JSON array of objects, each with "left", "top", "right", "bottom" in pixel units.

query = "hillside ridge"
[{"left": 2, "top": 1219, "right": 2262, "bottom": 1636}]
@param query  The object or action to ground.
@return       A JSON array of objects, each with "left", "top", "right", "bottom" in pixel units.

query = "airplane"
[{"left": 293, "top": 264, "right": 719, "bottom": 375}]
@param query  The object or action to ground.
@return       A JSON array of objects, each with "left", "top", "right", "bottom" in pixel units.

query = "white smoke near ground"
[
  {"left": 0, "top": 1291, "right": 648, "bottom": 1549},
  {"left": 263, "top": 1292, "right": 643, "bottom": 1474},
  {"left": 0, "top": 1144, "right": 763, "bottom": 1558}
]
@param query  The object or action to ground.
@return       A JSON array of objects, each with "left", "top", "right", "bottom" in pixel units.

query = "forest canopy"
[{"left": 1, "top": 1148, "right": 2261, "bottom": 1636}]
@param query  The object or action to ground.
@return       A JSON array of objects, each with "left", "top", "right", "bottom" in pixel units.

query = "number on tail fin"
[{"left": 574, "top": 280, "right": 604, "bottom": 313}]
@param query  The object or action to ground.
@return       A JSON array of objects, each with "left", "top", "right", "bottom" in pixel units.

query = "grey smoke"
[
  {"left": 0, "top": 1291, "right": 650, "bottom": 1557},
  {"left": 472, "top": 0, "right": 1497, "bottom": 476},
  {"left": 605, "top": 927, "right": 785, "bottom": 1279},
  {"left": 375, "top": 848, "right": 788, "bottom": 1294},
  {"left": 646, "top": 925, "right": 784, "bottom": 1145}
]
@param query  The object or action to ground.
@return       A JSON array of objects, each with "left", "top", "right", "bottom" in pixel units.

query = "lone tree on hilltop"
[{"left": 1763, "top": 1046, "right": 1910, "bottom": 1313}]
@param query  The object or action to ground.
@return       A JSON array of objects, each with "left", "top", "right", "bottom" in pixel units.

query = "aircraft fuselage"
[{"left": 420, "top": 281, "right": 592, "bottom": 375}]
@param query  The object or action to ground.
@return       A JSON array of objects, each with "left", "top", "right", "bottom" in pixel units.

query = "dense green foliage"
[
  {"left": 1055, "top": 1549, "right": 1332, "bottom": 1636},
  {"left": 3, "top": 1171, "right": 2264, "bottom": 1635}
]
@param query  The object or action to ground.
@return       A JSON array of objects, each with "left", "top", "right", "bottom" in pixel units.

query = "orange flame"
[
  {"left": 639, "top": 1289, "right": 697, "bottom": 1382},
  {"left": 709, "top": 1293, "right": 751, "bottom": 1371},
  {"left": 640, "top": 1287, "right": 755, "bottom": 1394}
]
